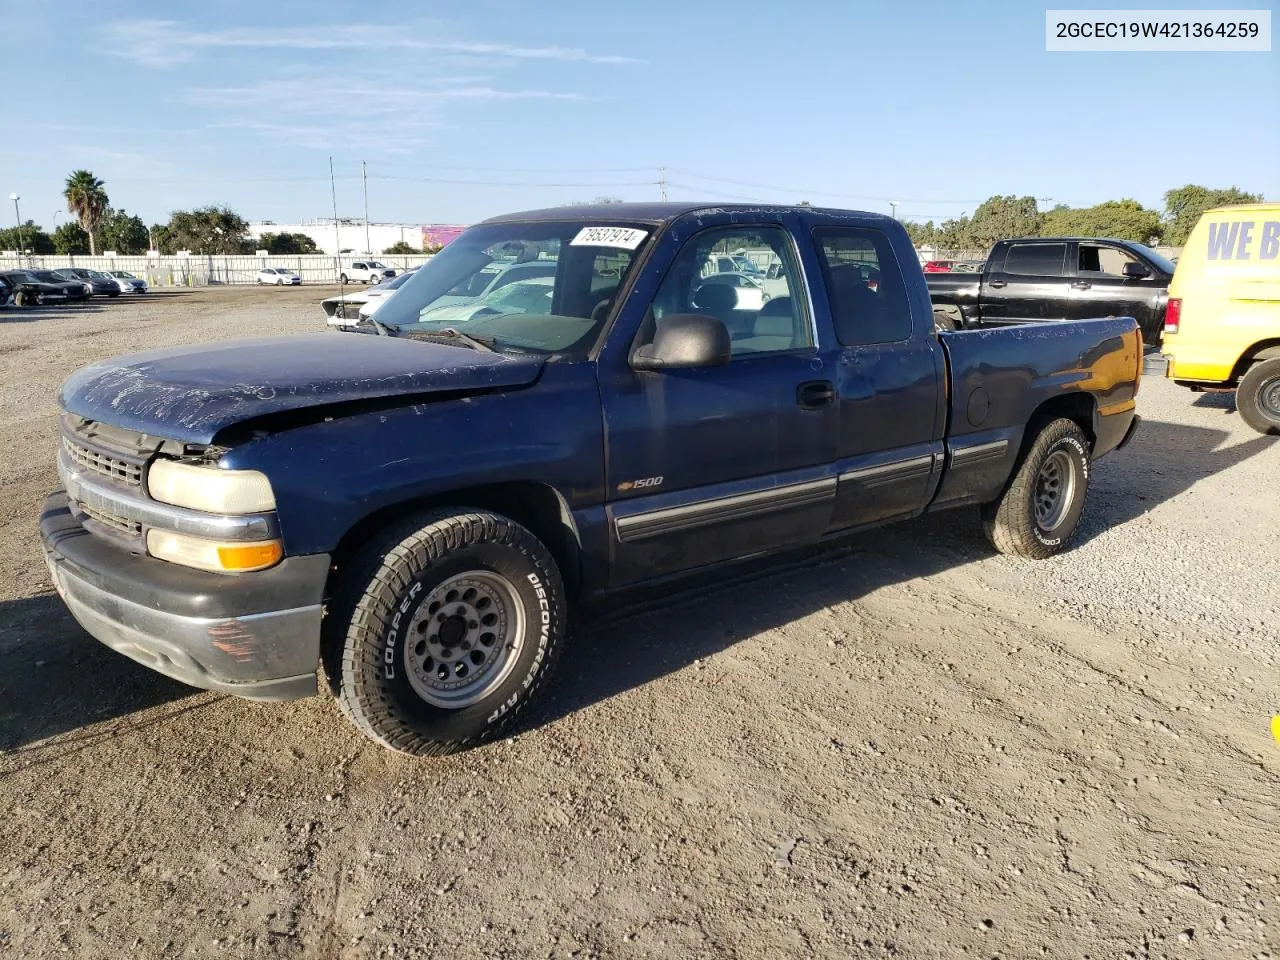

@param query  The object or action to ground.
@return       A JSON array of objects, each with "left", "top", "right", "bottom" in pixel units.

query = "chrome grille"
[
  {"left": 80, "top": 503, "right": 143, "bottom": 538},
  {"left": 62, "top": 436, "right": 143, "bottom": 487}
]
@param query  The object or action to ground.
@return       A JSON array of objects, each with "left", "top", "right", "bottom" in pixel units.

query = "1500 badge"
[{"left": 617, "top": 476, "right": 664, "bottom": 492}]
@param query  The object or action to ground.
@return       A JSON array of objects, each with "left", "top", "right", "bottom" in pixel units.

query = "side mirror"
[
  {"left": 1122, "top": 261, "right": 1151, "bottom": 279},
  {"left": 631, "top": 314, "right": 731, "bottom": 371}
]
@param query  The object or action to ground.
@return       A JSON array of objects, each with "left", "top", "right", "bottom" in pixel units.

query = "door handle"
[
  {"left": 1071, "top": 280, "right": 1092, "bottom": 289},
  {"left": 797, "top": 380, "right": 837, "bottom": 409},
  {"left": 987, "top": 279, "right": 1006, "bottom": 288}
]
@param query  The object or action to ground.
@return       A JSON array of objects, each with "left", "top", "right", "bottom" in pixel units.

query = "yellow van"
[{"left": 1161, "top": 203, "right": 1280, "bottom": 434}]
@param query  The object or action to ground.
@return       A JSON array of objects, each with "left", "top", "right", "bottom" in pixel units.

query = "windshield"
[
  {"left": 375, "top": 221, "right": 652, "bottom": 354},
  {"left": 112, "top": 271, "right": 137, "bottom": 279},
  {"left": 1127, "top": 242, "right": 1176, "bottom": 275}
]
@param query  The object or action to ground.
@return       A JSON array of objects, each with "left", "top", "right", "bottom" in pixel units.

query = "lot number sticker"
[{"left": 570, "top": 226, "right": 648, "bottom": 250}]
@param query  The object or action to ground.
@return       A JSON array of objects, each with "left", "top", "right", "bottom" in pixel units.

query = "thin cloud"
[{"left": 103, "top": 19, "right": 644, "bottom": 67}]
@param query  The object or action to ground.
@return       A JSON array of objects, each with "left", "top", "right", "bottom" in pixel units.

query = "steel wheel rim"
[
  {"left": 403, "top": 570, "right": 524, "bottom": 708},
  {"left": 1034, "top": 449, "right": 1077, "bottom": 532},
  {"left": 1258, "top": 376, "right": 1280, "bottom": 421}
]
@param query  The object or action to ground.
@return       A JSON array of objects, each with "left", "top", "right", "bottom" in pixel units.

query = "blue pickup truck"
[{"left": 42, "top": 203, "right": 1143, "bottom": 756}]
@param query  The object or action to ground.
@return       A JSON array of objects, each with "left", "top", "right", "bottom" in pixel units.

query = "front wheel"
[
  {"left": 327, "top": 510, "right": 567, "bottom": 756},
  {"left": 1236, "top": 358, "right": 1280, "bottom": 436},
  {"left": 339, "top": 274, "right": 349, "bottom": 285},
  {"left": 982, "top": 418, "right": 1090, "bottom": 558}
]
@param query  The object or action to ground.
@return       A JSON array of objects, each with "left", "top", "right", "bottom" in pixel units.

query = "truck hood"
[{"left": 59, "top": 334, "right": 546, "bottom": 444}]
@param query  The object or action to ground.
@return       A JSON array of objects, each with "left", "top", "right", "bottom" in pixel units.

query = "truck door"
[
  {"left": 1066, "top": 241, "right": 1167, "bottom": 338},
  {"left": 809, "top": 225, "right": 947, "bottom": 529},
  {"left": 981, "top": 241, "right": 1070, "bottom": 325},
  {"left": 598, "top": 218, "right": 841, "bottom": 588}
]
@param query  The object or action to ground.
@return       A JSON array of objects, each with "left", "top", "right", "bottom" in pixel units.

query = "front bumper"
[{"left": 41, "top": 491, "right": 329, "bottom": 701}]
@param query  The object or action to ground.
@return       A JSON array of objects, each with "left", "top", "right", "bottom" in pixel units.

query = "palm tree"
[{"left": 64, "top": 170, "right": 108, "bottom": 255}]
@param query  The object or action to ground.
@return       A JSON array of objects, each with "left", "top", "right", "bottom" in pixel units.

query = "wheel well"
[
  {"left": 325, "top": 481, "right": 583, "bottom": 605},
  {"left": 1231, "top": 339, "right": 1280, "bottom": 382},
  {"left": 1025, "top": 393, "right": 1096, "bottom": 450}
]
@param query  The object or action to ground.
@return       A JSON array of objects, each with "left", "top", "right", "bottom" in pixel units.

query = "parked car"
[
  {"left": 257, "top": 267, "right": 302, "bottom": 286},
  {"left": 0, "top": 274, "right": 11, "bottom": 309},
  {"left": 55, "top": 268, "right": 121, "bottom": 297},
  {"left": 0, "top": 270, "right": 85, "bottom": 306},
  {"left": 922, "top": 260, "right": 955, "bottom": 273},
  {"left": 356, "top": 269, "right": 421, "bottom": 320},
  {"left": 107, "top": 270, "right": 148, "bottom": 294},
  {"left": 951, "top": 260, "right": 985, "bottom": 273},
  {"left": 324, "top": 271, "right": 421, "bottom": 326},
  {"left": 43, "top": 202, "right": 1143, "bottom": 757},
  {"left": 1156, "top": 202, "right": 1280, "bottom": 434},
  {"left": 416, "top": 275, "right": 556, "bottom": 325},
  {"left": 33, "top": 270, "right": 92, "bottom": 301},
  {"left": 692, "top": 271, "right": 769, "bottom": 310},
  {"left": 926, "top": 237, "right": 1174, "bottom": 344},
  {"left": 339, "top": 260, "right": 396, "bottom": 285}
]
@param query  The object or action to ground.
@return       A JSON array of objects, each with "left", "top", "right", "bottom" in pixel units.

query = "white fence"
[{"left": 0, "top": 254, "right": 434, "bottom": 286}]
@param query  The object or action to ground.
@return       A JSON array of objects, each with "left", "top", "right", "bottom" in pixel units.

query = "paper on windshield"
[{"left": 570, "top": 227, "right": 648, "bottom": 250}]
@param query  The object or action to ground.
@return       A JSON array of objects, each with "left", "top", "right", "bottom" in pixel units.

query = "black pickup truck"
[
  {"left": 42, "top": 203, "right": 1143, "bottom": 757},
  {"left": 927, "top": 237, "right": 1175, "bottom": 345}
]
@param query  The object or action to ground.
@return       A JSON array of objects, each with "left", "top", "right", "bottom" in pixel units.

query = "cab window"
[
  {"left": 1078, "top": 243, "right": 1140, "bottom": 277},
  {"left": 1003, "top": 243, "right": 1067, "bottom": 276},
  {"left": 639, "top": 225, "right": 812, "bottom": 358},
  {"left": 813, "top": 227, "right": 912, "bottom": 345}
]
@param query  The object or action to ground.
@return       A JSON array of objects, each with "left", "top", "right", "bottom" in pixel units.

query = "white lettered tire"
[
  {"left": 981, "top": 418, "right": 1091, "bottom": 559},
  {"left": 327, "top": 510, "right": 566, "bottom": 756}
]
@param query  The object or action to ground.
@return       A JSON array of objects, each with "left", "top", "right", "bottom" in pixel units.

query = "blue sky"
[{"left": 4, "top": 0, "right": 1276, "bottom": 229}]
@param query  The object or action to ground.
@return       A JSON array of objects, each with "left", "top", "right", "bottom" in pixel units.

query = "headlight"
[
  {"left": 147, "top": 459, "right": 276, "bottom": 514},
  {"left": 147, "top": 530, "right": 282, "bottom": 572}
]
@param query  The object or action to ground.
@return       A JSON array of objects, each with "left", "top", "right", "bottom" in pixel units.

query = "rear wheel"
[
  {"left": 933, "top": 307, "right": 960, "bottom": 333},
  {"left": 339, "top": 274, "right": 349, "bottom": 284},
  {"left": 1236, "top": 358, "right": 1280, "bottom": 436},
  {"left": 327, "top": 510, "right": 567, "bottom": 756},
  {"left": 982, "top": 418, "right": 1090, "bottom": 558}
]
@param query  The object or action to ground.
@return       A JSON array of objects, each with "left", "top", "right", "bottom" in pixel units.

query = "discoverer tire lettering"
[
  {"left": 982, "top": 418, "right": 1091, "bottom": 559},
  {"left": 326, "top": 509, "right": 567, "bottom": 757}
]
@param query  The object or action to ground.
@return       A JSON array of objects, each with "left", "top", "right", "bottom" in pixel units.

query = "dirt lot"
[{"left": 1, "top": 288, "right": 1277, "bottom": 959}]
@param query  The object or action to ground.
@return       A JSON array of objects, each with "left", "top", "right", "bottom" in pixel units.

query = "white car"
[
  {"left": 694, "top": 272, "right": 769, "bottom": 311},
  {"left": 107, "top": 270, "right": 148, "bottom": 294},
  {"left": 324, "top": 270, "right": 418, "bottom": 327},
  {"left": 418, "top": 275, "right": 554, "bottom": 326},
  {"left": 257, "top": 268, "right": 302, "bottom": 285},
  {"left": 339, "top": 260, "right": 396, "bottom": 285}
]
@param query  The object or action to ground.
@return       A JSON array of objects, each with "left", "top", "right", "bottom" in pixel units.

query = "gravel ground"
[{"left": 1, "top": 289, "right": 1277, "bottom": 959}]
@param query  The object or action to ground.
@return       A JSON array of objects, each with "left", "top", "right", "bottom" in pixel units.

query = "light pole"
[
  {"left": 53, "top": 210, "right": 62, "bottom": 230},
  {"left": 889, "top": 200, "right": 899, "bottom": 220},
  {"left": 9, "top": 193, "right": 25, "bottom": 255}
]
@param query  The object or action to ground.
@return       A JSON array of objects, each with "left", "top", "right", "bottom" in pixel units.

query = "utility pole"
[
  {"left": 10, "top": 194, "right": 24, "bottom": 256},
  {"left": 658, "top": 167, "right": 667, "bottom": 202},
  {"left": 362, "top": 160, "right": 371, "bottom": 255}
]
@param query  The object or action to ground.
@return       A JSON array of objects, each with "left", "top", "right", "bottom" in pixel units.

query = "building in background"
[
  {"left": 246, "top": 220, "right": 468, "bottom": 255},
  {"left": 422, "top": 224, "right": 467, "bottom": 249}
]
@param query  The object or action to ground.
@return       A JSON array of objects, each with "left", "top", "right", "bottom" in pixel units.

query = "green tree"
[
  {"left": 260, "top": 231, "right": 320, "bottom": 254},
  {"left": 164, "top": 206, "right": 253, "bottom": 254},
  {"left": 382, "top": 240, "right": 419, "bottom": 254},
  {"left": 0, "top": 221, "right": 54, "bottom": 254},
  {"left": 97, "top": 209, "right": 150, "bottom": 254},
  {"left": 63, "top": 169, "right": 109, "bottom": 255},
  {"left": 1040, "top": 199, "right": 1163, "bottom": 244},
  {"left": 53, "top": 222, "right": 91, "bottom": 254},
  {"left": 901, "top": 220, "right": 940, "bottom": 247},
  {"left": 150, "top": 224, "right": 172, "bottom": 254},
  {"left": 966, "top": 195, "right": 1043, "bottom": 248},
  {"left": 1162, "top": 184, "right": 1263, "bottom": 246}
]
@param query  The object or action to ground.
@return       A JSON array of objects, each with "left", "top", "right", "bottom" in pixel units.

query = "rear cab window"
[
  {"left": 813, "top": 227, "right": 913, "bottom": 345},
  {"left": 1002, "top": 243, "right": 1067, "bottom": 277}
]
